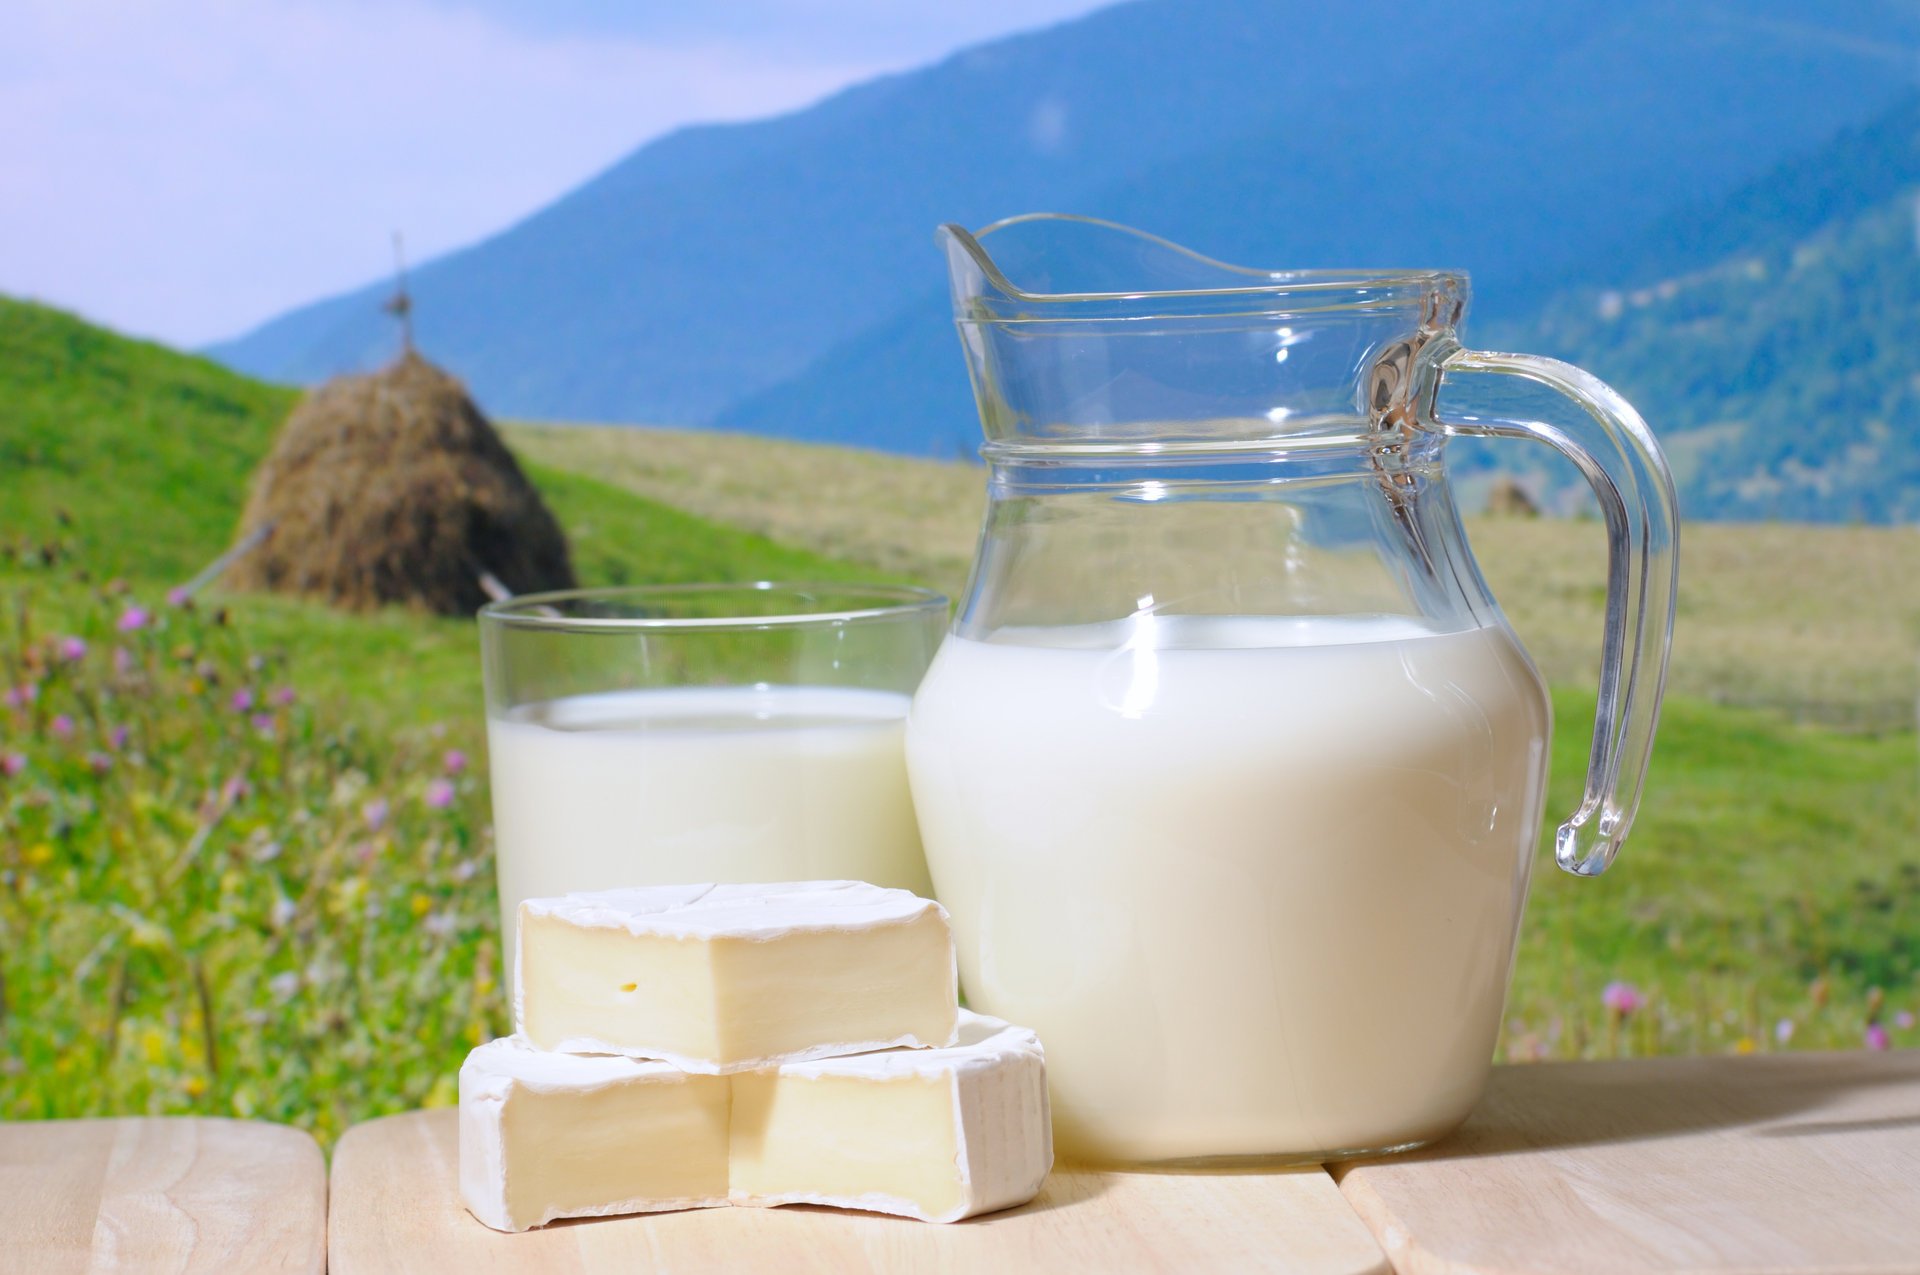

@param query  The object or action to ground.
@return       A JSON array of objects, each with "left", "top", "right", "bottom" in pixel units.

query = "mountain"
[
  {"left": 1465, "top": 94, "right": 1920, "bottom": 523},
  {"left": 213, "top": 0, "right": 1920, "bottom": 438}
]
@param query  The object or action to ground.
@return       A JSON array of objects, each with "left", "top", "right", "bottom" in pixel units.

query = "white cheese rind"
[
  {"left": 457, "top": 1037, "right": 730, "bottom": 1233},
  {"left": 514, "top": 880, "right": 960, "bottom": 1072}
]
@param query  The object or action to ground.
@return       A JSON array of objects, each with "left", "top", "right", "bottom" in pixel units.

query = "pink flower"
[
  {"left": 1866, "top": 1023, "right": 1892, "bottom": 1051},
  {"left": 219, "top": 775, "right": 250, "bottom": 806},
  {"left": 166, "top": 586, "right": 192, "bottom": 607},
  {"left": 273, "top": 686, "right": 296, "bottom": 706},
  {"left": 86, "top": 751, "right": 112, "bottom": 775},
  {"left": 251, "top": 712, "right": 275, "bottom": 734},
  {"left": 1774, "top": 1018, "right": 1795, "bottom": 1045},
  {"left": 443, "top": 748, "right": 468, "bottom": 775},
  {"left": 116, "top": 605, "right": 150, "bottom": 633},
  {"left": 1897, "top": 1010, "right": 1916, "bottom": 1031},
  {"left": 4, "top": 684, "right": 37, "bottom": 709},
  {"left": 424, "top": 778, "right": 456, "bottom": 810},
  {"left": 1601, "top": 981, "right": 1644, "bottom": 1016},
  {"left": 58, "top": 636, "right": 87, "bottom": 662},
  {"left": 0, "top": 752, "right": 24, "bottom": 777},
  {"left": 112, "top": 647, "right": 133, "bottom": 675},
  {"left": 108, "top": 724, "right": 129, "bottom": 750},
  {"left": 363, "top": 798, "right": 390, "bottom": 832},
  {"left": 230, "top": 687, "right": 255, "bottom": 713},
  {"left": 50, "top": 714, "right": 75, "bottom": 739}
]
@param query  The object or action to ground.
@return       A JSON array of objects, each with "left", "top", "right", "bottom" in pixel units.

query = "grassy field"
[
  {"left": 2, "top": 296, "right": 1916, "bottom": 1147},
  {"left": 506, "top": 422, "right": 1920, "bottom": 729}
]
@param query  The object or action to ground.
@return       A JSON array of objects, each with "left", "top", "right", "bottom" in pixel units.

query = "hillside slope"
[{"left": 211, "top": 0, "right": 1920, "bottom": 430}]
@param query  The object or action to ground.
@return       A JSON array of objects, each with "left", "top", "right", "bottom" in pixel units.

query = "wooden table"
[
  {"left": 0, "top": 1117, "right": 326, "bottom": 1274},
  {"left": 14, "top": 1051, "right": 1919, "bottom": 1272}
]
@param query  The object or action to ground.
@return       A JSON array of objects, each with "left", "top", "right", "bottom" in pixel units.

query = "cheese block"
[
  {"left": 457, "top": 1012, "right": 1051, "bottom": 1232},
  {"left": 515, "top": 881, "right": 959, "bottom": 1072},
  {"left": 731, "top": 1010, "right": 1052, "bottom": 1223},
  {"left": 458, "top": 1036, "right": 729, "bottom": 1233}
]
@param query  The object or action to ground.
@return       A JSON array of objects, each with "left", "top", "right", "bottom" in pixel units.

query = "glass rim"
[{"left": 478, "top": 581, "right": 949, "bottom": 634}]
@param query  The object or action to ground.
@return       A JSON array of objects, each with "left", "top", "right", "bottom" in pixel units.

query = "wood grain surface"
[
  {"left": 0, "top": 1116, "right": 326, "bottom": 1274},
  {"left": 329, "top": 1108, "right": 1389, "bottom": 1274},
  {"left": 1335, "top": 1049, "right": 1920, "bottom": 1275}
]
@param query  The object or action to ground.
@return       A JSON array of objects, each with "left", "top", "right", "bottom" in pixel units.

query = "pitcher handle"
[{"left": 1430, "top": 345, "right": 1680, "bottom": 877}]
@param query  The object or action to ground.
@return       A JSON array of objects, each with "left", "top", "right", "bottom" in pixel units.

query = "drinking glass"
[{"left": 479, "top": 582, "right": 947, "bottom": 960}]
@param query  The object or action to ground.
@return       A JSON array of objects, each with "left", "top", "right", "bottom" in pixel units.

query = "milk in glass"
[
  {"left": 490, "top": 685, "right": 931, "bottom": 953},
  {"left": 905, "top": 615, "right": 1550, "bottom": 1163}
]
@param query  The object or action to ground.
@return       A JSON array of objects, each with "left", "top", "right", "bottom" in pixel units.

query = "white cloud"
[{"left": 0, "top": 0, "right": 889, "bottom": 345}]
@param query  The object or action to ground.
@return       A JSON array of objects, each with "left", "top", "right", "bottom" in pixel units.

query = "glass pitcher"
[{"left": 904, "top": 214, "right": 1678, "bottom": 1164}]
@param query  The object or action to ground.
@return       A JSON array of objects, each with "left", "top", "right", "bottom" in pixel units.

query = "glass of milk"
[{"left": 479, "top": 583, "right": 947, "bottom": 959}]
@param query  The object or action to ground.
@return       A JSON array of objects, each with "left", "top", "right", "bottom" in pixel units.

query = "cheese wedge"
[
  {"left": 458, "top": 1012, "right": 1051, "bottom": 1232},
  {"left": 731, "top": 1011, "right": 1052, "bottom": 1223},
  {"left": 515, "top": 881, "right": 959, "bottom": 1072},
  {"left": 458, "top": 1036, "right": 729, "bottom": 1233}
]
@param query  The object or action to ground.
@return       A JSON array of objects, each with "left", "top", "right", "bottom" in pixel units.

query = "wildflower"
[
  {"left": 410, "top": 893, "right": 434, "bottom": 918},
  {"left": 252, "top": 840, "right": 282, "bottom": 864},
  {"left": 58, "top": 636, "right": 87, "bottom": 662},
  {"left": 0, "top": 751, "right": 23, "bottom": 777},
  {"left": 112, "top": 646, "right": 133, "bottom": 675},
  {"left": 424, "top": 911, "right": 458, "bottom": 938},
  {"left": 4, "top": 684, "right": 37, "bottom": 709},
  {"left": 1775, "top": 1018, "right": 1795, "bottom": 1045},
  {"left": 108, "top": 724, "right": 129, "bottom": 750},
  {"left": 232, "top": 688, "right": 259, "bottom": 714},
  {"left": 363, "top": 798, "right": 390, "bottom": 832},
  {"left": 1601, "top": 980, "right": 1644, "bottom": 1015},
  {"left": 1866, "top": 1023, "right": 1891, "bottom": 1051},
  {"left": 424, "top": 778, "right": 456, "bottom": 810},
  {"left": 50, "top": 714, "right": 75, "bottom": 739},
  {"left": 270, "top": 896, "right": 298, "bottom": 928},
  {"left": 219, "top": 776, "right": 249, "bottom": 806},
  {"left": 251, "top": 712, "right": 275, "bottom": 735},
  {"left": 1897, "top": 1010, "right": 1916, "bottom": 1031},
  {"left": 443, "top": 748, "right": 468, "bottom": 775},
  {"left": 23, "top": 844, "right": 53, "bottom": 868},
  {"left": 116, "top": 605, "right": 150, "bottom": 633},
  {"left": 1734, "top": 1036, "right": 1756, "bottom": 1054},
  {"left": 86, "top": 751, "right": 112, "bottom": 775},
  {"left": 166, "top": 586, "right": 191, "bottom": 607},
  {"left": 267, "top": 972, "right": 301, "bottom": 1002},
  {"left": 273, "top": 686, "right": 296, "bottom": 706},
  {"left": 452, "top": 859, "right": 480, "bottom": 882}
]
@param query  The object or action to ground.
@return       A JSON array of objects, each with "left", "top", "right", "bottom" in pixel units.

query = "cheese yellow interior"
[
  {"left": 499, "top": 1072, "right": 728, "bottom": 1228},
  {"left": 518, "top": 909, "right": 955, "bottom": 1065}
]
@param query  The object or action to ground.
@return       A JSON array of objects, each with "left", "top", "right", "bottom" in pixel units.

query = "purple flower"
[
  {"left": 220, "top": 776, "right": 250, "bottom": 806},
  {"left": 108, "top": 724, "right": 129, "bottom": 750},
  {"left": 50, "top": 714, "right": 75, "bottom": 739},
  {"left": 4, "top": 684, "right": 37, "bottom": 709},
  {"left": 230, "top": 687, "right": 255, "bottom": 713},
  {"left": 362, "top": 798, "right": 390, "bottom": 832},
  {"left": 0, "top": 752, "right": 24, "bottom": 777},
  {"left": 1601, "top": 980, "right": 1644, "bottom": 1016},
  {"left": 1867, "top": 1023, "right": 1892, "bottom": 1051},
  {"left": 424, "top": 778, "right": 456, "bottom": 810},
  {"left": 1897, "top": 1010, "right": 1916, "bottom": 1031},
  {"left": 251, "top": 712, "right": 276, "bottom": 734},
  {"left": 166, "top": 586, "right": 192, "bottom": 607},
  {"left": 86, "top": 751, "right": 112, "bottom": 775},
  {"left": 117, "top": 605, "right": 150, "bottom": 633},
  {"left": 1775, "top": 1018, "right": 1795, "bottom": 1045},
  {"left": 112, "top": 647, "right": 133, "bottom": 675},
  {"left": 442, "top": 748, "right": 468, "bottom": 775},
  {"left": 58, "top": 636, "right": 87, "bottom": 663},
  {"left": 273, "top": 686, "right": 296, "bottom": 706}
]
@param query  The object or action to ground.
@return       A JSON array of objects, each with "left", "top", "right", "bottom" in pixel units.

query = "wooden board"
[
  {"left": 328, "top": 1108, "right": 1389, "bottom": 1274},
  {"left": 0, "top": 1116, "right": 326, "bottom": 1275},
  {"left": 1336, "top": 1049, "right": 1920, "bottom": 1275}
]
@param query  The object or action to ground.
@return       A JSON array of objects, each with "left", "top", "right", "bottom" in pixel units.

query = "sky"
[{"left": 0, "top": 0, "right": 1114, "bottom": 348}]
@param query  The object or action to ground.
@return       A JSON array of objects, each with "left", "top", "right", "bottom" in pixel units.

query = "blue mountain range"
[{"left": 211, "top": 0, "right": 1920, "bottom": 519}]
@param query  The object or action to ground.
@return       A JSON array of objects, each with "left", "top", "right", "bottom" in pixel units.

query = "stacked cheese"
[{"left": 459, "top": 881, "right": 1052, "bottom": 1232}]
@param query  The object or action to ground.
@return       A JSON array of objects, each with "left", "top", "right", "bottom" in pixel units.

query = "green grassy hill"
[{"left": 1, "top": 296, "right": 1914, "bottom": 1142}]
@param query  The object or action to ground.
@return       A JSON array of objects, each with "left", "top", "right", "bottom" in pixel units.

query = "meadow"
[{"left": 2, "top": 297, "right": 1916, "bottom": 1146}]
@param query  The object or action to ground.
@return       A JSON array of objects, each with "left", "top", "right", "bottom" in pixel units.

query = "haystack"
[
  {"left": 228, "top": 353, "right": 575, "bottom": 614},
  {"left": 1484, "top": 475, "right": 1541, "bottom": 518}
]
